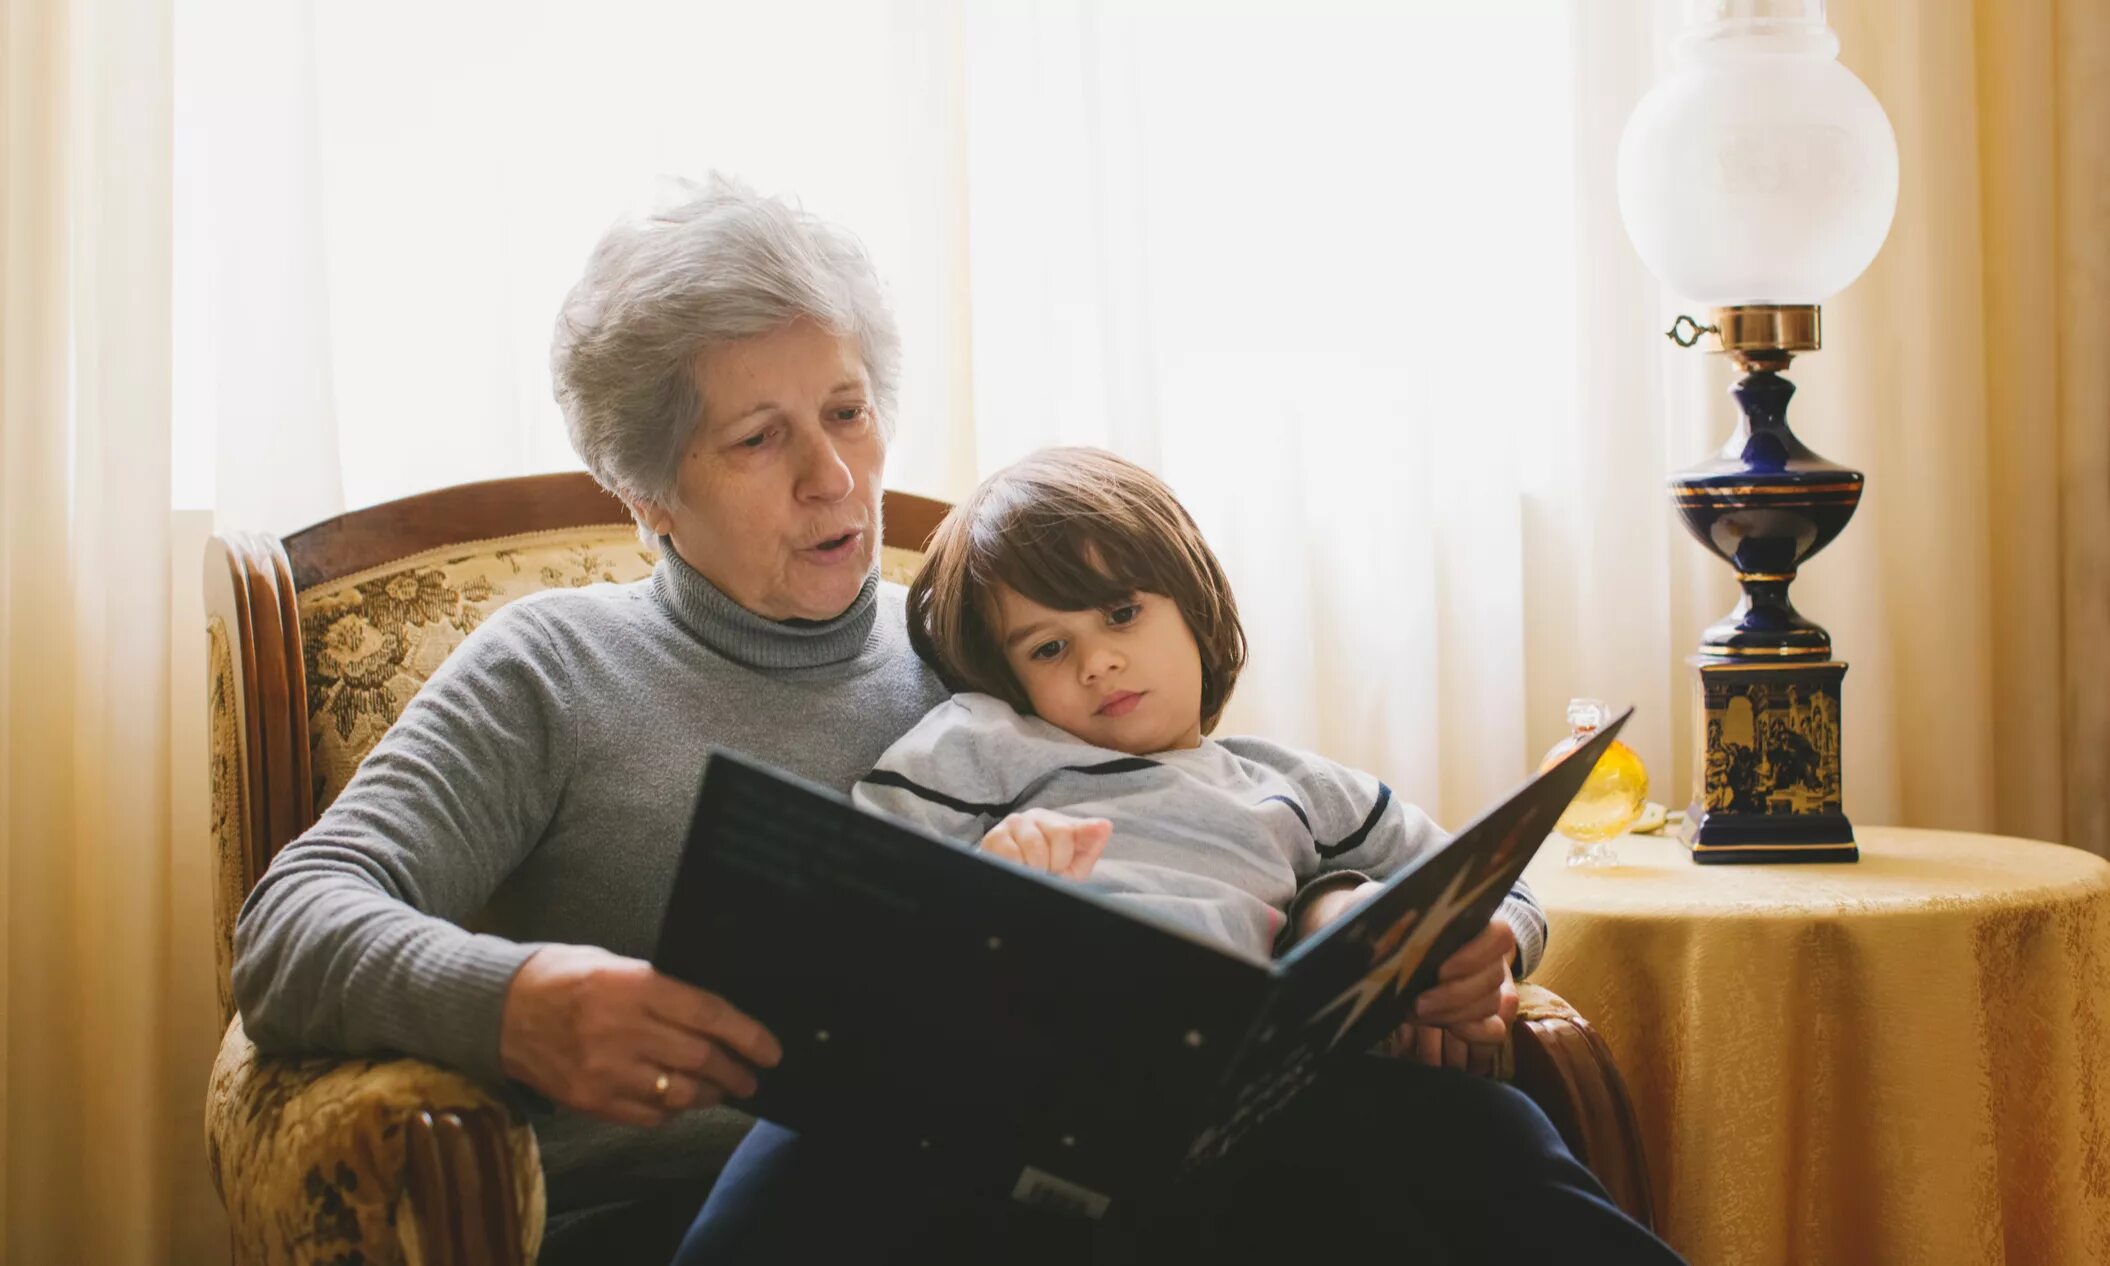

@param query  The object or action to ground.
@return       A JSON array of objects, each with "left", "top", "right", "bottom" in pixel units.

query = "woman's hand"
[
  {"left": 978, "top": 809, "right": 1112, "bottom": 879},
  {"left": 498, "top": 944, "right": 782, "bottom": 1128},
  {"left": 1384, "top": 916, "right": 1520, "bottom": 1069}
]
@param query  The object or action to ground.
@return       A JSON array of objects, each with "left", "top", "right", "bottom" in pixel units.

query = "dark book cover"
[{"left": 652, "top": 707, "right": 1630, "bottom": 1211}]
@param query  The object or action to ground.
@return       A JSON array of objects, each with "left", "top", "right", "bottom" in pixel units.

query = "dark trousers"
[{"left": 673, "top": 1058, "right": 1683, "bottom": 1265}]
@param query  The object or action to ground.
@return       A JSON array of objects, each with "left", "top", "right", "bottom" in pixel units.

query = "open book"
[{"left": 652, "top": 707, "right": 1630, "bottom": 1214}]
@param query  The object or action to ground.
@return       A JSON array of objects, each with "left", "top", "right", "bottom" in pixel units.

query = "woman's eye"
[
  {"left": 831, "top": 405, "right": 869, "bottom": 424},
  {"left": 1029, "top": 640, "right": 1065, "bottom": 662},
  {"left": 1107, "top": 603, "right": 1141, "bottom": 626},
  {"left": 737, "top": 428, "right": 772, "bottom": 450}
]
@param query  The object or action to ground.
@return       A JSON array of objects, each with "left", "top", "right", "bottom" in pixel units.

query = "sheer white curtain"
[
  {"left": 177, "top": 0, "right": 974, "bottom": 528},
  {"left": 958, "top": 3, "right": 1693, "bottom": 819},
  {"left": 181, "top": 0, "right": 1660, "bottom": 823},
  {"left": 176, "top": 0, "right": 2099, "bottom": 838}
]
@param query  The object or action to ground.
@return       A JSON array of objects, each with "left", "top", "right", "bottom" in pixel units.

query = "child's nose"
[{"left": 1080, "top": 647, "right": 1122, "bottom": 684}]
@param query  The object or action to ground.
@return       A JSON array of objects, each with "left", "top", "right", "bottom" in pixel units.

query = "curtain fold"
[{"left": 0, "top": 0, "right": 221, "bottom": 1260}]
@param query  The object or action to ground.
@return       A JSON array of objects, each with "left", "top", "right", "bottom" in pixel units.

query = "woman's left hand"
[{"left": 1384, "top": 916, "right": 1519, "bottom": 1069}]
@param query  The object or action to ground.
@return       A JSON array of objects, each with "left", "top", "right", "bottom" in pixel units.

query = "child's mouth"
[{"left": 1098, "top": 690, "right": 1143, "bottom": 718}]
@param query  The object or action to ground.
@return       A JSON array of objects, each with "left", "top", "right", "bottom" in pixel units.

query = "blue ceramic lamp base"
[
  {"left": 1668, "top": 308, "right": 1860, "bottom": 864},
  {"left": 1684, "top": 658, "right": 1856, "bottom": 864}
]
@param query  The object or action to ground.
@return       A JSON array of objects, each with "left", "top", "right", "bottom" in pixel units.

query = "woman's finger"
[
  {"left": 641, "top": 975, "right": 783, "bottom": 1069},
  {"left": 635, "top": 1028, "right": 760, "bottom": 1102},
  {"left": 1442, "top": 1030, "right": 1472, "bottom": 1070}
]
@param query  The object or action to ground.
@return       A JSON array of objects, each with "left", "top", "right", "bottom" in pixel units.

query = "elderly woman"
[
  {"left": 236, "top": 181, "right": 1676, "bottom": 1266},
  {"left": 234, "top": 180, "right": 949, "bottom": 1261}
]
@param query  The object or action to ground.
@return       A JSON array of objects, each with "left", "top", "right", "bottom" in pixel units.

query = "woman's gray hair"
[{"left": 550, "top": 174, "right": 901, "bottom": 523}]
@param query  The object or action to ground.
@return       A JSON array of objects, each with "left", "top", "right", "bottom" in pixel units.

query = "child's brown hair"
[{"left": 906, "top": 447, "right": 1247, "bottom": 734}]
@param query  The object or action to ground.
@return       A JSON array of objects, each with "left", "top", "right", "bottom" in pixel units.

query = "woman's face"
[{"left": 640, "top": 319, "right": 886, "bottom": 621}]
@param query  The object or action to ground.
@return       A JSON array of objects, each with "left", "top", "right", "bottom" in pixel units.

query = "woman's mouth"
[
  {"left": 1098, "top": 690, "right": 1143, "bottom": 718},
  {"left": 802, "top": 530, "right": 863, "bottom": 564}
]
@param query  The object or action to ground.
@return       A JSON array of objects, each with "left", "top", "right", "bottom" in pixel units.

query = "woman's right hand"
[
  {"left": 978, "top": 809, "right": 1112, "bottom": 879},
  {"left": 498, "top": 944, "right": 782, "bottom": 1128}
]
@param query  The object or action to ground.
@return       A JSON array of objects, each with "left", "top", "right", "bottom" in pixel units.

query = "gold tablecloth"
[{"left": 1523, "top": 827, "right": 2110, "bottom": 1265}]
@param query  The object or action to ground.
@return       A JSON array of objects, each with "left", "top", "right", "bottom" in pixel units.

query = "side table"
[{"left": 1522, "top": 826, "right": 2110, "bottom": 1264}]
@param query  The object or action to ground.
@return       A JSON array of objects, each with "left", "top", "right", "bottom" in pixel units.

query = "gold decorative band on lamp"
[
  {"left": 1672, "top": 481, "right": 1862, "bottom": 498},
  {"left": 1665, "top": 304, "right": 1822, "bottom": 371},
  {"left": 1698, "top": 641, "right": 1830, "bottom": 658}
]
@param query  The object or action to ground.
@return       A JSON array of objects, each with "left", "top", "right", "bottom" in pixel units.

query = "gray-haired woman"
[{"left": 232, "top": 178, "right": 948, "bottom": 1263}]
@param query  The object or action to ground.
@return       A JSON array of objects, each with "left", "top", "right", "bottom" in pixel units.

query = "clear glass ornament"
[{"left": 1538, "top": 699, "right": 1649, "bottom": 869}]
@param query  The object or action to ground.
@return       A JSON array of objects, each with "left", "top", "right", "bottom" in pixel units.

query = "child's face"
[{"left": 991, "top": 586, "right": 1205, "bottom": 755}]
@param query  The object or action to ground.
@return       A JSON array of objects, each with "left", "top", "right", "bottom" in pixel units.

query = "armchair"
[{"left": 202, "top": 472, "right": 1651, "bottom": 1265}]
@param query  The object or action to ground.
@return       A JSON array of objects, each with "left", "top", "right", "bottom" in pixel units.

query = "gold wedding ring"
[{"left": 654, "top": 1071, "right": 672, "bottom": 1102}]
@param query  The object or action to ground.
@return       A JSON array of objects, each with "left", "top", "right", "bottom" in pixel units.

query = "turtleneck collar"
[{"left": 649, "top": 537, "right": 880, "bottom": 671}]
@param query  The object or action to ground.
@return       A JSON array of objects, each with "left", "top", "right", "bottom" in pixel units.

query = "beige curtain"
[
  {"left": 1754, "top": 0, "right": 2110, "bottom": 854},
  {"left": 1, "top": 0, "right": 224, "bottom": 1261},
  {"left": 1540, "top": 0, "right": 2110, "bottom": 856}
]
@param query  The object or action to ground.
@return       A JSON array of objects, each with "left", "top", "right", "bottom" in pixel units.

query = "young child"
[
  {"left": 854, "top": 445, "right": 1546, "bottom": 979},
  {"left": 677, "top": 447, "right": 1683, "bottom": 1266}
]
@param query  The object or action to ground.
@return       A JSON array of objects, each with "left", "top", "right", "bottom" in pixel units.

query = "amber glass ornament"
[{"left": 1538, "top": 698, "right": 1649, "bottom": 869}]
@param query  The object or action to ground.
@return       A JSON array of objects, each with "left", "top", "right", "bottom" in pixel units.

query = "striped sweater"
[{"left": 852, "top": 693, "right": 1546, "bottom": 973}]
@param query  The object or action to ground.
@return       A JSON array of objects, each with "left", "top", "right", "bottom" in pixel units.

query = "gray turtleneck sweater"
[{"left": 232, "top": 549, "right": 948, "bottom": 1210}]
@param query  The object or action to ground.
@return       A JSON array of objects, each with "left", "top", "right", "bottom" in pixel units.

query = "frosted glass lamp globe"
[{"left": 1616, "top": 1, "right": 1899, "bottom": 306}]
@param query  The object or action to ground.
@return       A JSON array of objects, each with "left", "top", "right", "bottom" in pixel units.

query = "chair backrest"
[{"left": 202, "top": 471, "right": 950, "bottom": 1022}]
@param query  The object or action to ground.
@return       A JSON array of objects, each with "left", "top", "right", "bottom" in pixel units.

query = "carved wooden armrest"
[
  {"left": 206, "top": 1015, "right": 545, "bottom": 1266},
  {"left": 1500, "top": 982, "right": 1655, "bottom": 1229}
]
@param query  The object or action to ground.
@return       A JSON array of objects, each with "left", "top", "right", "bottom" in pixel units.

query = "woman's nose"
[{"left": 794, "top": 427, "right": 855, "bottom": 503}]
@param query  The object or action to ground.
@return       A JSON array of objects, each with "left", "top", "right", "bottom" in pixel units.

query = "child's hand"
[
  {"left": 1385, "top": 916, "right": 1520, "bottom": 1069},
  {"left": 978, "top": 809, "right": 1112, "bottom": 880},
  {"left": 1295, "top": 879, "right": 1388, "bottom": 941}
]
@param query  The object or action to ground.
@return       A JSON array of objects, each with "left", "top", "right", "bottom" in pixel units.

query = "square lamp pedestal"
[{"left": 1685, "top": 658, "right": 1856, "bottom": 863}]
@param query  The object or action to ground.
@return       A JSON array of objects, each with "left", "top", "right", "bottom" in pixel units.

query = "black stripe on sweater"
[
  {"left": 1317, "top": 782, "right": 1391, "bottom": 859},
  {"left": 1261, "top": 794, "right": 1314, "bottom": 838},
  {"left": 858, "top": 756, "right": 1162, "bottom": 821}
]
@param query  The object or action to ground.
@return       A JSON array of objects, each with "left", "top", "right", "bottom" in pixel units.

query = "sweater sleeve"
[
  {"left": 231, "top": 601, "right": 574, "bottom": 1081},
  {"left": 1263, "top": 744, "right": 1548, "bottom": 978}
]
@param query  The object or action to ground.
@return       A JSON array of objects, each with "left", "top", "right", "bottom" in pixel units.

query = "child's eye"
[
  {"left": 1106, "top": 603, "right": 1142, "bottom": 627},
  {"left": 1029, "top": 639, "right": 1066, "bottom": 662}
]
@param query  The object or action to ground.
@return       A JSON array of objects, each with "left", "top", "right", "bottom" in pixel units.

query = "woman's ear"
[{"left": 628, "top": 497, "right": 675, "bottom": 540}]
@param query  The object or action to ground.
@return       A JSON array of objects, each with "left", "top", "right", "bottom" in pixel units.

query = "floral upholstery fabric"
[
  {"left": 207, "top": 1015, "right": 544, "bottom": 1266},
  {"left": 208, "top": 616, "right": 249, "bottom": 1026},
  {"left": 298, "top": 529, "right": 660, "bottom": 816}
]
